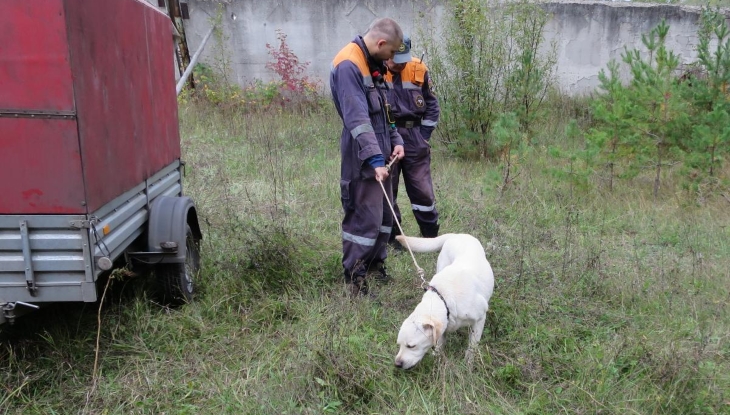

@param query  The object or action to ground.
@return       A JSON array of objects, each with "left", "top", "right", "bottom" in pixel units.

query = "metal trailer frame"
[
  {"left": 0, "top": 0, "right": 211, "bottom": 326},
  {"left": 0, "top": 161, "right": 187, "bottom": 325}
]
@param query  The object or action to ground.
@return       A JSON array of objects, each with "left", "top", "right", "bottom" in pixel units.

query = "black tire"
[{"left": 159, "top": 225, "right": 200, "bottom": 305}]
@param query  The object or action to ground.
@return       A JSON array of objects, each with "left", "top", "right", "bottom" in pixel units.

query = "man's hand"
[
  {"left": 375, "top": 166, "right": 389, "bottom": 182},
  {"left": 389, "top": 145, "right": 405, "bottom": 164}
]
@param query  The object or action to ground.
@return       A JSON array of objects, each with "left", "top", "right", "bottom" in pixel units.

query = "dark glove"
[{"left": 420, "top": 126, "right": 435, "bottom": 141}]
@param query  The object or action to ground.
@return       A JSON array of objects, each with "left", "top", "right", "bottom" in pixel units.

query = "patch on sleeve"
[{"left": 415, "top": 95, "right": 425, "bottom": 108}]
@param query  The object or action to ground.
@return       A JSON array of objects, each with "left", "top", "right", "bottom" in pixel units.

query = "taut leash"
[{"left": 379, "top": 160, "right": 428, "bottom": 288}]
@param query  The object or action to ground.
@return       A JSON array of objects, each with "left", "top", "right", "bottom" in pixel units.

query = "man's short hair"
[{"left": 365, "top": 17, "right": 403, "bottom": 45}]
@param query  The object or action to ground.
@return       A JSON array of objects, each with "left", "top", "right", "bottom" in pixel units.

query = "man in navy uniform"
[
  {"left": 384, "top": 35, "right": 441, "bottom": 246},
  {"left": 330, "top": 18, "right": 405, "bottom": 296}
]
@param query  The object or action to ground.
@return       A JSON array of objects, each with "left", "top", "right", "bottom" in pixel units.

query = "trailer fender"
[{"left": 147, "top": 196, "right": 202, "bottom": 263}]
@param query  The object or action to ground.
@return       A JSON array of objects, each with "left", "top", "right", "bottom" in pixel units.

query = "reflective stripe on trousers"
[{"left": 341, "top": 176, "right": 394, "bottom": 275}]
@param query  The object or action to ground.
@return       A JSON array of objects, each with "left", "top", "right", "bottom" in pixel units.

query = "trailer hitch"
[{"left": 2, "top": 301, "right": 40, "bottom": 325}]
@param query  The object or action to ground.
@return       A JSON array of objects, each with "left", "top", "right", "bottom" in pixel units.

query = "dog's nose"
[{"left": 395, "top": 360, "right": 403, "bottom": 368}]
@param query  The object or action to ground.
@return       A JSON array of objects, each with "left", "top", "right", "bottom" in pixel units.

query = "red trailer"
[{"left": 0, "top": 0, "right": 202, "bottom": 324}]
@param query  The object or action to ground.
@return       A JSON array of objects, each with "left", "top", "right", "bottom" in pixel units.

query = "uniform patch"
[
  {"left": 428, "top": 78, "right": 435, "bottom": 95},
  {"left": 415, "top": 95, "right": 425, "bottom": 108}
]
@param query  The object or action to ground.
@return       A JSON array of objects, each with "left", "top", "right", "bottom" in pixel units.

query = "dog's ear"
[{"left": 423, "top": 320, "right": 444, "bottom": 347}]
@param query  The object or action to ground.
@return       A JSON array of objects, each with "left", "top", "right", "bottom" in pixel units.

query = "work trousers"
[
  {"left": 341, "top": 175, "right": 394, "bottom": 280},
  {"left": 390, "top": 126, "right": 438, "bottom": 230}
]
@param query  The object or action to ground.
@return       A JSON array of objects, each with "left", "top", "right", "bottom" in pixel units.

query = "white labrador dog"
[{"left": 394, "top": 233, "right": 494, "bottom": 369}]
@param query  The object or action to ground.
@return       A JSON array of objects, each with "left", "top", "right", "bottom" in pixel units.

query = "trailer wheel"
[{"left": 160, "top": 225, "right": 200, "bottom": 305}]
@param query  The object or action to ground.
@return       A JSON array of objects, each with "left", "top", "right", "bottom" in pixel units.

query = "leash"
[
  {"left": 379, "top": 160, "right": 428, "bottom": 289},
  {"left": 380, "top": 161, "right": 450, "bottom": 324}
]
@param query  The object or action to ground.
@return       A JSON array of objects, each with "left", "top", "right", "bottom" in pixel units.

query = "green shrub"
[{"left": 419, "top": 0, "right": 555, "bottom": 159}]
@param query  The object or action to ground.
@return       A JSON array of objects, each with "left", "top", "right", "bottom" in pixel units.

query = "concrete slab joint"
[{"left": 346, "top": 1, "right": 377, "bottom": 34}]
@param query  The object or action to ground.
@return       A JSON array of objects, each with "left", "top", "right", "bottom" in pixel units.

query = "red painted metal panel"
[
  {"left": 144, "top": 5, "right": 183, "bottom": 171},
  {"left": 63, "top": 0, "right": 181, "bottom": 212},
  {"left": 0, "top": 0, "right": 75, "bottom": 112},
  {"left": 0, "top": 118, "right": 85, "bottom": 214},
  {"left": 0, "top": 0, "right": 179, "bottom": 215}
]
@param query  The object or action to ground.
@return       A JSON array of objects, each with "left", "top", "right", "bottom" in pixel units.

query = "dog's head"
[{"left": 394, "top": 315, "right": 444, "bottom": 369}]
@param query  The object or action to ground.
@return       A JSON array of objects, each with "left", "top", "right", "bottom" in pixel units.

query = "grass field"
[{"left": 1, "top": 99, "right": 728, "bottom": 414}]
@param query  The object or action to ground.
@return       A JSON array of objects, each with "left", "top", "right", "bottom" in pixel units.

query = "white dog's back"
[{"left": 396, "top": 233, "right": 488, "bottom": 273}]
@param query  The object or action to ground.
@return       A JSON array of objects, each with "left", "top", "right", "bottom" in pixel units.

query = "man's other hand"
[{"left": 390, "top": 145, "right": 405, "bottom": 163}]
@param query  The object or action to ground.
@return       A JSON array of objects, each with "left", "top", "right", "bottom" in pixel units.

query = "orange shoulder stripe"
[
  {"left": 384, "top": 57, "right": 428, "bottom": 84},
  {"left": 332, "top": 43, "right": 370, "bottom": 77}
]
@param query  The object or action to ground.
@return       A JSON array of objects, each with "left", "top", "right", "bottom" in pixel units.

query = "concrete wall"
[
  {"left": 543, "top": 1, "right": 703, "bottom": 94},
  {"left": 182, "top": 0, "right": 708, "bottom": 96}
]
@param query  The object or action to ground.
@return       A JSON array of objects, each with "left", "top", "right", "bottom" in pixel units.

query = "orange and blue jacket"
[
  {"left": 384, "top": 57, "right": 440, "bottom": 138},
  {"left": 330, "top": 36, "right": 403, "bottom": 179}
]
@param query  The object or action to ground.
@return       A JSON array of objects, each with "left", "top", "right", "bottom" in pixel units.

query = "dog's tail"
[{"left": 395, "top": 234, "right": 457, "bottom": 253}]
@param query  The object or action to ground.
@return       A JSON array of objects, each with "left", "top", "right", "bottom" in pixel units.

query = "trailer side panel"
[
  {"left": 0, "top": 215, "right": 96, "bottom": 303},
  {"left": 64, "top": 0, "right": 181, "bottom": 213}
]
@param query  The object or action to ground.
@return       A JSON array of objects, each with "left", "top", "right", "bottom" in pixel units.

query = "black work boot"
[
  {"left": 368, "top": 261, "right": 391, "bottom": 284},
  {"left": 419, "top": 222, "right": 440, "bottom": 238}
]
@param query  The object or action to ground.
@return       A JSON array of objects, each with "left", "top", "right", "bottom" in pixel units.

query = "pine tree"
[
  {"left": 684, "top": 7, "right": 730, "bottom": 186},
  {"left": 587, "top": 60, "right": 637, "bottom": 191},
  {"left": 621, "top": 19, "right": 689, "bottom": 199}
]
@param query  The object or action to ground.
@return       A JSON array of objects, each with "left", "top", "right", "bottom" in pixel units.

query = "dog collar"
[{"left": 426, "top": 285, "right": 450, "bottom": 321}]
